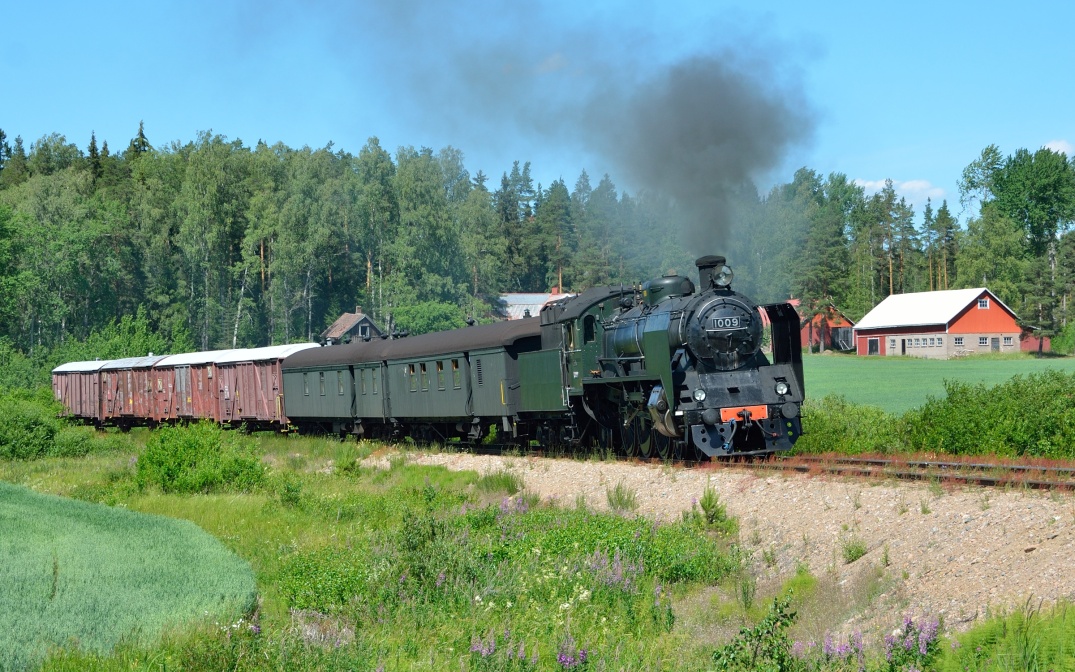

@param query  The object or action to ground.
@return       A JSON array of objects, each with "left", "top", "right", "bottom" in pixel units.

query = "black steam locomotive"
[{"left": 282, "top": 255, "right": 804, "bottom": 459}]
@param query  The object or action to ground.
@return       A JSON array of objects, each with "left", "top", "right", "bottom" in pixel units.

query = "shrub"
[
  {"left": 795, "top": 394, "right": 902, "bottom": 454},
  {"left": 904, "top": 371, "right": 1075, "bottom": 457},
  {"left": 136, "top": 422, "right": 264, "bottom": 494},
  {"left": 0, "top": 394, "right": 60, "bottom": 459}
]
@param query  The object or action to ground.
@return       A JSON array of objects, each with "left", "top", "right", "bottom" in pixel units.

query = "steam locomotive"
[{"left": 53, "top": 256, "right": 803, "bottom": 459}]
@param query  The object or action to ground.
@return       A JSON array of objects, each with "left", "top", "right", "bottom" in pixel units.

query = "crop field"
[
  {"left": 802, "top": 353, "right": 1075, "bottom": 415},
  {"left": 0, "top": 480, "right": 256, "bottom": 671}
]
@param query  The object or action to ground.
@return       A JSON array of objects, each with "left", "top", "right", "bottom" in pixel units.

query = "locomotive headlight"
[
  {"left": 775, "top": 381, "right": 790, "bottom": 396},
  {"left": 714, "top": 265, "right": 734, "bottom": 287},
  {"left": 693, "top": 388, "right": 707, "bottom": 402}
]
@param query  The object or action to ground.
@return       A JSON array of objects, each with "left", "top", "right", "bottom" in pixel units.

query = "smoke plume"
[{"left": 330, "top": 2, "right": 815, "bottom": 246}]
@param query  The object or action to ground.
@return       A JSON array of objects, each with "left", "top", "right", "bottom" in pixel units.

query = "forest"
[{"left": 0, "top": 124, "right": 1073, "bottom": 360}]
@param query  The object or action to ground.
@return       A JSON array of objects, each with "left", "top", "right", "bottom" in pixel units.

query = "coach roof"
[{"left": 283, "top": 318, "right": 542, "bottom": 370}]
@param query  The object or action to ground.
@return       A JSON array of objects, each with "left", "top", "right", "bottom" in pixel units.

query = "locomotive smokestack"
[{"left": 695, "top": 255, "right": 726, "bottom": 289}]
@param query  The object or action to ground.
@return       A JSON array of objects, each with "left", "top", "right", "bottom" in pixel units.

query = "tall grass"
[{"left": 0, "top": 482, "right": 255, "bottom": 671}]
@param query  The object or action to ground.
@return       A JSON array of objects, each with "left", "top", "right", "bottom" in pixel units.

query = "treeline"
[
  {"left": 0, "top": 125, "right": 1073, "bottom": 359},
  {"left": 0, "top": 125, "right": 696, "bottom": 354}
]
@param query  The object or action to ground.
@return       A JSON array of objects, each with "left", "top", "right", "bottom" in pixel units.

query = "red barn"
[{"left": 853, "top": 288, "right": 1021, "bottom": 358}]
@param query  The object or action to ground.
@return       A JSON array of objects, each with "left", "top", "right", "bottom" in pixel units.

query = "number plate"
[{"left": 708, "top": 316, "right": 741, "bottom": 330}]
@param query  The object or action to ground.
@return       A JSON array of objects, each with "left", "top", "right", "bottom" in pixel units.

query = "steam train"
[{"left": 52, "top": 256, "right": 804, "bottom": 459}]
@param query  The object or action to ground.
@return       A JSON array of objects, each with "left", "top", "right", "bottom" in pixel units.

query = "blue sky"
[{"left": 4, "top": 1, "right": 1072, "bottom": 224}]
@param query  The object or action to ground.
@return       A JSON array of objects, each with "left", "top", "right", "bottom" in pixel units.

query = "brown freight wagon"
[
  {"left": 99, "top": 355, "right": 169, "bottom": 429},
  {"left": 152, "top": 349, "right": 244, "bottom": 423},
  {"left": 213, "top": 344, "right": 319, "bottom": 429},
  {"left": 51, "top": 359, "right": 112, "bottom": 425}
]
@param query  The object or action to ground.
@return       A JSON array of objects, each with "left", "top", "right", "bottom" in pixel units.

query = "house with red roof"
[{"left": 853, "top": 288, "right": 1022, "bottom": 359}]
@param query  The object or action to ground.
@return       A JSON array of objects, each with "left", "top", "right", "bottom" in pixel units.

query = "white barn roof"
[{"left": 855, "top": 288, "right": 1016, "bottom": 330}]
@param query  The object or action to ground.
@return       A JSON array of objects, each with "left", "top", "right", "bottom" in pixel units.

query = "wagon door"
[{"left": 174, "top": 365, "right": 192, "bottom": 417}]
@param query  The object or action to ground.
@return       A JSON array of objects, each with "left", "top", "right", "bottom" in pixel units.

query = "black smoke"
[{"left": 307, "top": 1, "right": 815, "bottom": 246}]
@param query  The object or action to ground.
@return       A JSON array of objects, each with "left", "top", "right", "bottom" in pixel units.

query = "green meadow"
[{"left": 802, "top": 352, "right": 1075, "bottom": 415}]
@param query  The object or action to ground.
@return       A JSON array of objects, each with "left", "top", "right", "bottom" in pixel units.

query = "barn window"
[
  {"left": 452, "top": 359, "right": 462, "bottom": 389},
  {"left": 929, "top": 337, "right": 935, "bottom": 346},
  {"left": 978, "top": 298, "right": 989, "bottom": 309},
  {"left": 978, "top": 336, "right": 988, "bottom": 346},
  {"left": 937, "top": 337, "right": 944, "bottom": 346},
  {"left": 889, "top": 338, "right": 896, "bottom": 350},
  {"left": 954, "top": 337, "right": 963, "bottom": 347},
  {"left": 1004, "top": 336, "right": 1013, "bottom": 346}
]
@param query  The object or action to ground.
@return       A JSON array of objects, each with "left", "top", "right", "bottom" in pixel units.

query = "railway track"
[
  {"left": 715, "top": 454, "right": 1075, "bottom": 491},
  {"left": 467, "top": 443, "right": 1075, "bottom": 491}
]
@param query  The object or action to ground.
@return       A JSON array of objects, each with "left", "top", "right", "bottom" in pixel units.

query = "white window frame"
[
  {"left": 978, "top": 298, "right": 989, "bottom": 309},
  {"left": 978, "top": 336, "right": 988, "bottom": 346}
]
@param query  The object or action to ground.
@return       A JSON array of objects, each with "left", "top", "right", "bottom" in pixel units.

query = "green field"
[
  {"left": 802, "top": 353, "right": 1075, "bottom": 415},
  {"left": 0, "top": 481, "right": 256, "bottom": 671}
]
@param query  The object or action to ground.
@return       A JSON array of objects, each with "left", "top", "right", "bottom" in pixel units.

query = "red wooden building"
[{"left": 853, "top": 288, "right": 1022, "bottom": 358}]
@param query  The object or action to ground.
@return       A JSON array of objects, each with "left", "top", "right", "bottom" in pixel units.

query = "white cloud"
[
  {"left": 1044, "top": 139, "right": 1074, "bottom": 156},
  {"left": 853, "top": 178, "right": 946, "bottom": 209}
]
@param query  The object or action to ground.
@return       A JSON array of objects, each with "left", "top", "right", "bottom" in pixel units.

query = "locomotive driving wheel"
[
  {"left": 619, "top": 411, "right": 641, "bottom": 457},
  {"left": 654, "top": 432, "right": 673, "bottom": 460},
  {"left": 636, "top": 415, "right": 654, "bottom": 459}
]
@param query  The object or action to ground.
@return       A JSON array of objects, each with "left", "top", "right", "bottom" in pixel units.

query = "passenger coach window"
[
  {"left": 372, "top": 369, "right": 379, "bottom": 394},
  {"left": 338, "top": 371, "right": 344, "bottom": 395},
  {"left": 437, "top": 361, "right": 445, "bottom": 390},
  {"left": 360, "top": 369, "right": 367, "bottom": 395},
  {"left": 409, "top": 364, "right": 417, "bottom": 392},
  {"left": 420, "top": 363, "right": 429, "bottom": 391},
  {"left": 452, "top": 359, "right": 461, "bottom": 389},
  {"left": 303, "top": 373, "right": 309, "bottom": 396},
  {"left": 319, "top": 371, "right": 326, "bottom": 396}
]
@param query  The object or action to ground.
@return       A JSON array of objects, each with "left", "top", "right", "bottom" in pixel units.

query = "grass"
[
  {"left": 0, "top": 481, "right": 255, "bottom": 671},
  {"left": 1, "top": 436, "right": 738, "bottom": 670},
  {"left": 803, "top": 352, "right": 1075, "bottom": 414}
]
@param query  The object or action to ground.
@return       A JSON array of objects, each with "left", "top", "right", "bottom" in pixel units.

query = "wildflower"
[{"left": 436, "top": 572, "right": 445, "bottom": 588}]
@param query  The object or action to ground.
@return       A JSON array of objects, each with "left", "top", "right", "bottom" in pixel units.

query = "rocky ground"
[{"left": 381, "top": 450, "right": 1075, "bottom": 644}]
